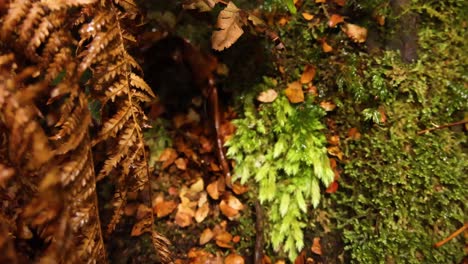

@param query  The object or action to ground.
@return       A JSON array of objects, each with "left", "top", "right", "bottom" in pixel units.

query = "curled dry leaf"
[
  {"left": 225, "top": 253, "right": 245, "bottom": 264},
  {"left": 183, "top": 0, "right": 219, "bottom": 12},
  {"left": 257, "top": 89, "right": 278, "bottom": 103},
  {"left": 342, "top": 23, "right": 367, "bottom": 43},
  {"left": 327, "top": 146, "right": 343, "bottom": 160},
  {"left": 328, "top": 14, "right": 344, "bottom": 27},
  {"left": 311, "top": 237, "right": 322, "bottom": 255},
  {"left": 200, "top": 228, "right": 214, "bottom": 245},
  {"left": 211, "top": 2, "right": 245, "bottom": 51},
  {"left": 320, "top": 101, "right": 336, "bottom": 111},
  {"left": 285, "top": 81, "right": 304, "bottom": 103},
  {"left": 300, "top": 65, "right": 316, "bottom": 84}
]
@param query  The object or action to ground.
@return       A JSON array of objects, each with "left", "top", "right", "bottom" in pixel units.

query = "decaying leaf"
[
  {"left": 347, "top": 127, "right": 361, "bottom": 140},
  {"left": 211, "top": 2, "right": 245, "bottom": 51},
  {"left": 342, "top": 23, "right": 367, "bottom": 43},
  {"left": 328, "top": 135, "right": 340, "bottom": 146},
  {"left": 190, "top": 178, "right": 205, "bottom": 193},
  {"left": 311, "top": 237, "right": 322, "bottom": 255},
  {"left": 325, "top": 181, "right": 339, "bottom": 193},
  {"left": 327, "top": 146, "right": 343, "bottom": 160},
  {"left": 225, "top": 253, "right": 245, "bottom": 264},
  {"left": 328, "top": 14, "right": 344, "bottom": 27},
  {"left": 300, "top": 65, "right": 316, "bottom": 84},
  {"left": 232, "top": 183, "right": 248, "bottom": 195},
  {"left": 200, "top": 228, "right": 214, "bottom": 245},
  {"left": 195, "top": 202, "right": 210, "bottom": 223},
  {"left": 215, "top": 230, "right": 233, "bottom": 248},
  {"left": 333, "top": 0, "right": 347, "bottom": 6},
  {"left": 257, "top": 89, "right": 278, "bottom": 103},
  {"left": 175, "top": 157, "right": 187, "bottom": 170},
  {"left": 285, "top": 81, "right": 304, "bottom": 103},
  {"left": 175, "top": 204, "right": 195, "bottom": 227}
]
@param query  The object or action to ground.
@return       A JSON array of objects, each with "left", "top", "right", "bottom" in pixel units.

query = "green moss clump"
[{"left": 226, "top": 77, "right": 334, "bottom": 260}]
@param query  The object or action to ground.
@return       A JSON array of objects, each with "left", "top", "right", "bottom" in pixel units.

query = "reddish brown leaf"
[
  {"left": 311, "top": 237, "right": 322, "bottom": 255},
  {"left": 232, "top": 183, "right": 249, "bottom": 195},
  {"left": 219, "top": 200, "right": 240, "bottom": 219},
  {"left": 285, "top": 82, "right": 304, "bottom": 103},
  {"left": 175, "top": 158, "right": 187, "bottom": 170},
  {"left": 328, "top": 135, "right": 340, "bottom": 146},
  {"left": 347, "top": 127, "right": 361, "bottom": 140},
  {"left": 325, "top": 181, "right": 339, "bottom": 193},
  {"left": 154, "top": 199, "right": 178, "bottom": 218},
  {"left": 322, "top": 40, "right": 333, "bottom": 53}
]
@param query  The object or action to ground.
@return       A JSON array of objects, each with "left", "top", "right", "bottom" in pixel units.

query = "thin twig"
[
  {"left": 434, "top": 223, "right": 468, "bottom": 248},
  {"left": 254, "top": 201, "right": 264, "bottom": 264},
  {"left": 417, "top": 119, "right": 468, "bottom": 135}
]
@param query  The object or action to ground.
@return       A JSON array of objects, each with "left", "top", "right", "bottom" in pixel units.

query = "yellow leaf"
[
  {"left": 211, "top": 2, "right": 245, "bottom": 51},
  {"left": 300, "top": 64, "right": 316, "bottom": 84},
  {"left": 342, "top": 23, "right": 367, "bottom": 43},
  {"left": 257, "top": 89, "right": 278, "bottom": 103},
  {"left": 285, "top": 81, "right": 304, "bottom": 103}
]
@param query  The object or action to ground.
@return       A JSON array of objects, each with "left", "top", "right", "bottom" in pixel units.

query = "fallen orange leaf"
[
  {"left": 327, "top": 146, "right": 343, "bottom": 160},
  {"left": 301, "top": 12, "right": 314, "bottom": 21},
  {"left": 219, "top": 200, "right": 240, "bottom": 219},
  {"left": 342, "top": 23, "right": 367, "bottom": 43},
  {"left": 226, "top": 194, "right": 244, "bottom": 211},
  {"left": 333, "top": 0, "right": 347, "bottom": 6},
  {"left": 207, "top": 180, "right": 220, "bottom": 200},
  {"left": 199, "top": 228, "right": 214, "bottom": 245},
  {"left": 322, "top": 40, "right": 333, "bottom": 53},
  {"left": 376, "top": 15, "right": 385, "bottom": 26},
  {"left": 328, "top": 135, "right": 340, "bottom": 146},
  {"left": 257, "top": 89, "right": 278, "bottom": 103},
  {"left": 300, "top": 65, "right": 316, "bottom": 84},
  {"left": 215, "top": 230, "right": 233, "bottom": 248},
  {"left": 154, "top": 195, "right": 178, "bottom": 218},
  {"left": 311, "top": 237, "right": 322, "bottom": 255},
  {"left": 225, "top": 253, "right": 244, "bottom": 264},
  {"left": 232, "top": 235, "right": 241, "bottom": 243},
  {"left": 232, "top": 183, "right": 249, "bottom": 195},
  {"left": 315, "top": 0, "right": 326, "bottom": 3},
  {"left": 347, "top": 127, "right": 361, "bottom": 140},
  {"left": 328, "top": 14, "right": 344, "bottom": 28},
  {"left": 285, "top": 81, "right": 304, "bottom": 103},
  {"left": 131, "top": 218, "right": 151, "bottom": 236},
  {"left": 190, "top": 178, "right": 205, "bottom": 193}
]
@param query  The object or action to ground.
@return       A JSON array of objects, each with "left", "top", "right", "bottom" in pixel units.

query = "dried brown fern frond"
[
  {"left": 0, "top": 0, "right": 107, "bottom": 262},
  {"left": 77, "top": 1, "right": 172, "bottom": 262}
]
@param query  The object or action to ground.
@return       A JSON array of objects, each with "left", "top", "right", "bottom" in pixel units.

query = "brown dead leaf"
[
  {"left": 136, "top": 204, "right": 152, "bottom": 220},
  {"left": 378, "top": 106, "right": 387, "bottom": 123},
  {"left": 175, "top": 205, "right": 195, "bottom": 227},
  {"left": 190, "top": 178, "right": 205, "bottom": 193},
  {"left": 131, "top": 218, "right": 151, "bottom": 237},
  {"left": 320, "top": 101, "right": 336, "bottom": 111},
  {"left": 315, "top": 0, "right": 326, "bottom": 3},
  {"left": 311, "top": 237, "right": 322, "bottom": 255},
  {"left": 232, "top": 235, "right": 241, "bottom": 243},
  {"left": 219, "top": 200, "right": 240, "bottom": 219},
  {"left": 154, "top": 195, "right": 178, "bottom": 218},
  {"left": 232, "top": 183, "right": 249, "bottom": 195},
  {"left": 199, "top": 135, "right": 214, "bottom": 153},
  {"left": 376, "top": 15, "right": 385, "bottom": 26},
  {"left": 347, "top": 127, "right": 361, "bottom": 140},
  {"left": 328, "top": 14, "right": 344, "bottom": 27},
  {"left": 175, "top": 158, "right": 187, "bottom": 170},
  {"left": 257, "top": 89, "right": 278, "bottom": 103},
  {"left": 200, "top": 228, "right": 214, "bottom": 245},
  {"left": 278, "top": 17, "right": 289, "bottom": 26},
  {"left": 322, "top": 40, "right": 333, "bottom": 53},
  {"left": 302, "top": 12, "right": 314, "bottom": 21},
  {"left": 262, "top": 255, "right": 272, "bottom": 264},
  {"left": 211, "top": 2, "right": 245, "bottom": 51},
  {"left": 333, "top": 0, "right": 347, "bottom": 6},
  {"left": 207, "top": 180, "right": 220, "bottom": 200},
  {"left": 327, "top": 146, "right": 343, "bottom": 160},
  {"left": 159, "top": 148, "right": 178, "bottom": 169},
  {"left": 306, "top": 84, "right": 318, "bottom": 96},
  {"left": 226, "top": 194, "right": 244, "bottom": 211},
  {"left": 183, "top": 0, "right": 218, "bottom": 12},
  {"left": 215, "top": 230, "right": 233, "bottom": 248},
  {"left": 124, "top": 203, "right": 138, "bottom": 216},
  {"left": 325, "top": 181, "right": 339, "bottom": 193},
  {"left": 300, "top": 65, "right": 316, "bottom": 84},
  {"left": 195, "top": 203, "right": 210, "bottom": 223},
  {"left": 285, "top": 82, "right": 304, "bottom": 103},
  {"left": 342, "top": 23, "right": 367, "bottom": 43},
  {"left": 248, "top": 14, "right": 265, "bottom": 26},
  {"left": 225, "top": 253, "right": 244, "bottom": 264},
  {"left": 328, "top": 135, "right": 340, "bottom": 146}
]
